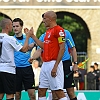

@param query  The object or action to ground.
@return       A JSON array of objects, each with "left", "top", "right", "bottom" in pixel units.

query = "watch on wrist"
[{"left": 74, "top": 62, "right": 78, "bottom": 64}]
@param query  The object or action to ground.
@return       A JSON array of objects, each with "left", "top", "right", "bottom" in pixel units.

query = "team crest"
[
  {"left": 48, "top": 33, "right": 51, "bottom": 38},
  {"left": 59, "top": 30, "right": 64, "bottom": 36}
]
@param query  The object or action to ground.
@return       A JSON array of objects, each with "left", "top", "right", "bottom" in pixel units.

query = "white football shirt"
[{"left": 0, "top": 33, "right": 22, "bottom": 74}]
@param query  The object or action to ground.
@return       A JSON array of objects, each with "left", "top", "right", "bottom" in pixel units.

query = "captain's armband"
[{"left": 58, "top": 37, "right": 65, "bottom": 43}]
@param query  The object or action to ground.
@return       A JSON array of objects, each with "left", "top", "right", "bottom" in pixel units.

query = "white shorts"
[{"left": 39, "top": 60, "right": 64, "bottom": 90}]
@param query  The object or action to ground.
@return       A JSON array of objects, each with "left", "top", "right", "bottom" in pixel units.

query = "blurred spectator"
[
  {"left": 94, "top": 62, "right": 100, "bottom": 90},
  {"left": 32, "top": 60, "right": 41, "bottom": 89},
  {"left": 87, "top": 65, "right": 96, "bottom": 90},
  {"left": 78, "top": 68, "right": 87, "bottom": 90},
  {"left": 73, "top": 61, "right": 87, "bottom": 90}
]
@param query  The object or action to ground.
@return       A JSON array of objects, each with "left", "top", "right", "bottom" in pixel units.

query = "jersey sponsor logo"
[{"left": 59, "top": 30, "right": 65, "bottom": 36}]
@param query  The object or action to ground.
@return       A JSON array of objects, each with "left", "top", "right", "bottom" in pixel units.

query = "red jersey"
[{"left": 42, "top": 25, "right": 65, "bottom": 62}]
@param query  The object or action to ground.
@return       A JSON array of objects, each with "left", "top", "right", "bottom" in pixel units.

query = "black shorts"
[
  {"left": 63, "top": 60, "right": 75, "bottom": 88},
  {"left": 0, "top": 72, "right": 16, "bottom": 94},
  {"left": 16, "top": 66, "right": 35, "bottom": 92}
]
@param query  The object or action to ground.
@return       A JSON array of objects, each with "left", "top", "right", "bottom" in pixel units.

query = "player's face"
[
  {"left": 13, "top": 22, "right": 23, "bottom": 35},
  {"left": 42, "top": 14, "right": 51, "bottom": 29}
]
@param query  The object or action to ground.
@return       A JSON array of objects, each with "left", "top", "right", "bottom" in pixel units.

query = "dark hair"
[
  {"left": 12, "top": 18, "right": 23, "bottom": 27},
  {"left": 94, "top": 62, "right": 98, "bottom": 66},
  {"left": 90, "top": 65, "right": 95, "bottom": 70}
]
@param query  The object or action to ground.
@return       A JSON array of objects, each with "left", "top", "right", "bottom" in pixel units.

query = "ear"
[
  {"left": 49, "top": 19, "right": 52, "bottom": 22},
  {"left": 6, "top": 24, "right": 9, "bottom": 29}
]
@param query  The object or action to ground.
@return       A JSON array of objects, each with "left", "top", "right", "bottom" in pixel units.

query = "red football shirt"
[{"left": 42, "top": 25, "right": 65, "bottom": 62}]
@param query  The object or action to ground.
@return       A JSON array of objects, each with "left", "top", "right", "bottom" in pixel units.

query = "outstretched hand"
[
  {"left": 29, "top": 27, "right": 34, "bottom": 36},
  {"left": 24, "top": 28, "right": 29, "bottom": 35},
  {"left": 24, "top": 27, "right": 34, "bottom": 38}
]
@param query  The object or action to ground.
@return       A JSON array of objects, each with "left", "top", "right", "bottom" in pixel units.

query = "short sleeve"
[
  {"left": 54, "top": 26, "right": 65, "bottom": 44},
  {"left": 8, "top": 36, "right": 22, "bottom": 51},
  {"left": 65, "top": 30, "right": 75, "bottom": 48}
]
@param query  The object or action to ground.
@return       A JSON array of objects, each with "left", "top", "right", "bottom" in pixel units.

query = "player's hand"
[
  {"left": 73, "top": 64, "right": 78, "bottom": 72},
  {"left": 51, "top": 67, "right": 57, "bottom": 77},
  {"left": 24, "top": 28, "right": 29, "bottom": 35},
  {"left": 25, "top": 28, "right": 32, "bottom": 38},
  {"left": 28, "top": 57, "right": 34, "bottom": 64},
  {"left": 73, "top": 72, "right": 79, "bottom": 77},
  {"left": 25, "top": 27, "right": 34, "bottom": 38},
  {"left": 29, "top": 27, "right": 35, "bottom": 36}
]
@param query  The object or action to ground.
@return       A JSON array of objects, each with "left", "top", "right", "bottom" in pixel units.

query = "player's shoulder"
[
  {"left": 0, "top": 33, "right": 11, "bottom": 39},
  {"left": 56, "top": 25, "right": 64, "bottom": 30},
  {"left": 54, "top": 25, "right": 65, "bottom": 34},
  {"left": 64, "top": 30, "right": 70, "bottom": 34},
  {"left": 64, "top": 30, "right": 72, "bottom": 38},
  {"left": 7, "top": 35, "right": 16, "bottom": 41}
]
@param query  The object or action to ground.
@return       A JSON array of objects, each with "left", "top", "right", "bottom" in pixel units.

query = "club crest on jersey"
[
  {"left": 59, "top": 30, "right": 64, "bottom": 36},
  {"left": 48, "top": 33, "right": 51, "bottom": 38}
]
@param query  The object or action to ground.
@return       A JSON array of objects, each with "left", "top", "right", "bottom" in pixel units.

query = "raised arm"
[{"left": 29, "top": 27, "right": 44, "bottom": 49}]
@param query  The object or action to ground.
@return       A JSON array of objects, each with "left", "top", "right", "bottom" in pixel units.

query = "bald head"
[
  {"left": 0, "top": 18, "right": 12, "bottom": 29},
  {"left": 43, "top": 11, "right": 57, "bottom": 21},
  {"left": 42, "top": 11, "right": 57, "bottom": 29},
  {"left": 0, "top": 18, "right": 12, "bottom": 34}
]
